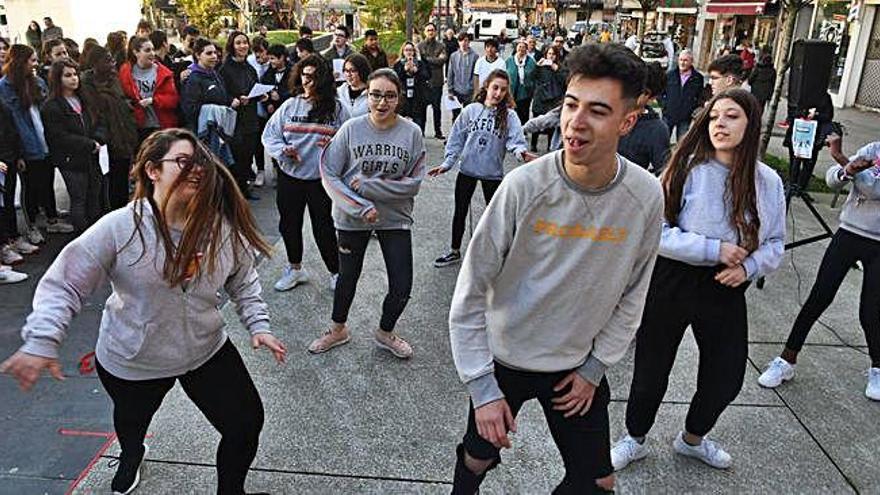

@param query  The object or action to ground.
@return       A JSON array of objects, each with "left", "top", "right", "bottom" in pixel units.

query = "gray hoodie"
[
  {"left": 321, "top": 115, "right": 427, "bottom": 231},
  {"left": 441, "top": 102, "right": 528, "bottom": 180},
  {"left": 826, "top": 141, "right": 880, "bottom": 241},
  {"left": 262, "top": 94, "right": 350, "bottom": 180},
  {"left": 18, "top": 200, "right": 271, "bottom": 381}
]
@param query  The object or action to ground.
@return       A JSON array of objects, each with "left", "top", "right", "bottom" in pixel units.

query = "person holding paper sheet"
[
  {"left": 447, "top": 32, "right": 479, "bottom": 124},
  {"left": 219, "top": 31, "right": 262, "bottom": 200},
  {"left": 41, "top": 60, "right": 105, "bottom": 233}
]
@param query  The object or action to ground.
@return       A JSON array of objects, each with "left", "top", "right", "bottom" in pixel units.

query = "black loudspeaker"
[{"left": 788, "top": 40, "right": 835, "bottom": 109}]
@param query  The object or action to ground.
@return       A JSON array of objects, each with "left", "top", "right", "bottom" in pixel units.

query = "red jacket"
[{"left": 118, "top": 61, "right": 179, "bottom": 129}]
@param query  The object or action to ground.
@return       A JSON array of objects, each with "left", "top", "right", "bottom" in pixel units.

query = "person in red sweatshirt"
[{"left": 118, "top": 36, "right": 180, "bottom": 143}]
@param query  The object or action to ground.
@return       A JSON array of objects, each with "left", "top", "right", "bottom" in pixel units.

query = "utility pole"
[{"left": 407, "top": 0, "right": 414, "bottom": 41}]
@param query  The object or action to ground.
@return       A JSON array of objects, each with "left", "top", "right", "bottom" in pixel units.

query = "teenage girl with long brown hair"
[
  {"left": 611, "top": 88, "right": 786, "bottom": 472},
  {"left": 1, "top": 128, "right": 286, "bottom": 495}
]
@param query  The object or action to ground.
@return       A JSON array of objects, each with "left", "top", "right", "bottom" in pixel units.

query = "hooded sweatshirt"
[
  {"left": 261, "top": 94, "right": 350, "bottom": 180},
  {"left": 321, "top": 114, "right": 426, "bottom": 231},
  {"left": 18, "top": 200, "right": 271, "bottom": 381},
  {"left": 440, "top": 102, "right": 528, "bottom": 180},
  {"left": 826, "top": 141, "right": 880, "bottom": 241}
]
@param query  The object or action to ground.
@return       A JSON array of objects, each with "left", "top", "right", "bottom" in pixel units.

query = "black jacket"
[
  {"left": 748, "top": 62, "right": 776, "bottom": 103},
  {"left": 260, "top": 64, "right": 293, "bottom": 116},
  {"left": 360, "top": 47, "right": 389, "bottom": 72},
  {"left": 180, "top": 65, "right": 232, "bottom": 130},
  {"left": 393, "top": 59, "right": 431, "bottom": 119},
  {"left": 40, "top": 96, "right": 103, "bottom": 172},
  {"left": 532, "top": 64, "right": 568, "bottom": 116},
  {"left": 219, "top": 57, "right": 260, "bottom": 135},
  {"left": 661, "top": 68, "right": 704, "bottom": 125},
  {"left": 618, "top": 107, "right": 671, "bottom": 174},
  {"left": 0, "top": 102, "right": 22, "bottom": 165}
]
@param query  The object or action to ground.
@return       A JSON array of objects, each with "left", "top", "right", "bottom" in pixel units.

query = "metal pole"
[{"left": 407, "top": 0, "right": 414, "bottom": 41}]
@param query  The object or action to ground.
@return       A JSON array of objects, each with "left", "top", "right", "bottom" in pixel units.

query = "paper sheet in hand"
[
  {"left": 792, "top": 118, "right": 818, "bottom": 159},
  {"left": 333, "top": 59, "right": 345, "bottom": 81},
  {"left": 99, "top": 145, "right": 110, "bottom": 175},
  {"left": 247, "top": 83, "right": 275, "bottom": 99},
  {"left": 444, "top": 96, "right": 462, "bottom": 111}
]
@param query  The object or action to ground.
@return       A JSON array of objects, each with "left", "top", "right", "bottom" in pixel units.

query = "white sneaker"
[
  {"left": 1, "top": 245, "right": 24, "bottom": 265},
  {"left": 611, "top": 434, "right": 648, "bottom": 471},
  {"left": 672, "top": 431, "right": 732, "bottom": 469},
  {"left": 329, "top": 273, "right": 338, "bottom": 292},
  {"left": 867, "top": 368, "right": 880, "bottom": 401},
  {"left": 12, "top": 237, "right": 40, "bottom": 255},
  {"left": 0, "top": 267, "right": 28, "bottom": 284},
  {"left": 26, "top": 226, "right": 45, "bottom": 245},
  {"left": 46, "top": 220, "right": 75, "bottom": 233},
  {"left": 254, "top": 170, "right": 265, "bottom": 187},
  {"left": 758, "top": 357, "right": 796, "bottom": 388},
  {"left": 274, "top": 265, "right": 308, "bottom": 291}
]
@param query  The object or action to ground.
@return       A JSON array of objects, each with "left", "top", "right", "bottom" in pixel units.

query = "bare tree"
[{"left": 759, "top": 0, "right": 812, "bottom": 157}]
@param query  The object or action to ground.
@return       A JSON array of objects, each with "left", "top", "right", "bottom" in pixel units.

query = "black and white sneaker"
[
  {"left": 433, "top": 250, "right": 462, "bottom": 267},
  {"left": 111, "top": 443, "right": 148, "bottom": 494}
]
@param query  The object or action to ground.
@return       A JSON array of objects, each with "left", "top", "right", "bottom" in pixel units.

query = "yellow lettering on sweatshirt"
[{"left": 533, "top": 219, "right": 628, "bottom": 243}]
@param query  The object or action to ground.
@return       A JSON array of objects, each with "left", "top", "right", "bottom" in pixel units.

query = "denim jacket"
[{"left": 0, "top": 76, "right": 49, "bottom": 161}]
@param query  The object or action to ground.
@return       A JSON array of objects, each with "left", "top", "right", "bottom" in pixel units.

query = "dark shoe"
[
  {"left": 244, "top": 189, "right": 261, "bottom": 201},
  {"left": 111, "top": 444, "right": 148, "bottom": 494},
  {"left": 434, "top": 250, "right": 462, "bottom": 268},
  {"left": 435, "top": 133, "right": 446, "bottom": 140}
]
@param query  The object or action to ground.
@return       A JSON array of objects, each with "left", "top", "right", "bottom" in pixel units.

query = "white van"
[
  {"left": 0, "top": 0, "right": 8, "bottom": 39},
  {"left": 466, "top": 12, "right": 518, "bottom": 41}
]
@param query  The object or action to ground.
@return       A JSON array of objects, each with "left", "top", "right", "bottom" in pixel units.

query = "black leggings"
[
  {"left": 276, "top": 173, "right": 339, "bottom": 273},
  {"left": 451, "top": 173, "right": 501, "bottom": 251},
  {"left": 332, "top": 229, "right": 413, "bottom": 332},
  {"left": 785, "top": 228, "right": 880, "bottom": 366},
  {"left": 0, "top": 170, "right": 18, "bottom": 244},
  {"left": 20, "top": 158, "right": 58, "bottom": 223},
  {"left": 96, "top": 339, "right": 263, "bottom": 495},
  {"left": 626, "top": 257, "right": 749, "bottom": 438},
  {"left": 230, "top": 132, "right": 260, "bottom": 191}
]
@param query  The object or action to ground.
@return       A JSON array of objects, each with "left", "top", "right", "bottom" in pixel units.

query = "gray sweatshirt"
[
  {"left": 441, "top": 103, "right": 528, "bottom": 180},
  {"left": 826, "top": 141, "right": 880, "bottom": 241},
  {"left": 660, "top": 159, "right": 786, "bottom": 280},
  {"left": 18, "top": 200, "right": 271, "bottom": 381},
  {"left": 449, "top": 151, "right": 664, "bottom": 407},
  {"left": 447, "top": 49, "right": 479, "bottom": 96},
  {"left": 262, "top": 94, "right": 350, "bottom": 180},
  {"left": 321, "top": 115, "right": 427, "bottom": 231}
]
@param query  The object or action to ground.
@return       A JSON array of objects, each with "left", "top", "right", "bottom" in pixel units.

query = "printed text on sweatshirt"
[
  {"left": 321, "top": 115, "right": 427, "bottom": 231},
  {"left": 449, "top": 151, "right": 664, "bottom": 407},
  {"left": 441, "top": 102, "right": 528, "bottom": 180}
]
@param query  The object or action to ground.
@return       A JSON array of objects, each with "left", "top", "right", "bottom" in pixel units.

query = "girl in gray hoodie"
[
  {"left": 0, "top": 129, "right": 286, "bottom": 495},
  {"left": 428, "top": 69, "right": 532, "bottom": 268}
]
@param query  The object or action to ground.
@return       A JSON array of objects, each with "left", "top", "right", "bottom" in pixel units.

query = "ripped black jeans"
[{"left": 331, "top": 229, "right": 413, "bottom": 332}]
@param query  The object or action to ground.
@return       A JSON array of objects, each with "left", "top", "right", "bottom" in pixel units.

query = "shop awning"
[{"left": 705, "top": 0, "right": 766, "bottom": 14}]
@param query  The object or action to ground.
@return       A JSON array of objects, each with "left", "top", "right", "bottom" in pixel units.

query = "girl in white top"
[{"left": 336, "top": 53, "right": 371, "bottom": 118}]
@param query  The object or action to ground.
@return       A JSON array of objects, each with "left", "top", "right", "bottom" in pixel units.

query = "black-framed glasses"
[
  {"left": 368, "top": 92, "right": 398, "bottom": 102},
  {"left": 159, "top": 156, "right": 195, "bottom": 170},
  {"left": 301, "top": 72, "right": 315, "bottom": 80}
]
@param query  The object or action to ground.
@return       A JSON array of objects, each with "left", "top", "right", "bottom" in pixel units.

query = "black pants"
[
  {"left": 626, "top": 256, "right": 749, "bottom": 438},
  {"left": 787, "top": 147, "right": 820, "bottom": 193},
  {"left": 785, "top": 229, "right": 880, "bottom": 366},
  {"left": 332, "top": 229, "right": 412, "bottom": 332},
  {"left": 107, "top": 158, "right": 131, "bottom": 210},
  {"left": 276, "top": 173, "right": 338, "bottom": 273},
  {"left": 0, "top": 170, "right": 18, "bottom": 244},
  {"left": 60, "top": 165, "right": 104, "bottom": 233},
  {"left": 529, "top": 111, "right": 553, "bottom": 153},
  {"left": 458, "top": 363, "right": 613, "bottom": 493},
  {"left": 20, "top": 158, "right": 58, "bottom": 223},
  {"left": 230, "top": 132, "right": 260, "bottom": 192},
  {"left": 451, "top": 92, "right": 473, "bottom": 123},
  {"left": 451, "top": 173, "right": 501, "bottom": 250},
  {"left": 96, "top": 339, "right": 263, "bottom": 495},
  {"left": 419, "top": 85, "right": 444, "bottom": 136},
  {"left": 514, "top": 98, "right": 531, "bottom": 129},
  {"left": 255, "top": 118, "right": 267, "bottom": 172}
]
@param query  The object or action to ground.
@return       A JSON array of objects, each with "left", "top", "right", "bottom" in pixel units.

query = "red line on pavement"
[
  {"left": 58, "top": 428, "right": 114, "bottom": 438},
  {"left": 64, "top": 432, "right": 117, "bottom": 495}
]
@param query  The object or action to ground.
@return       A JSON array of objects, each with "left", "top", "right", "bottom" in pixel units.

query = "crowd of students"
[{"left": 0, "top": 18, "right": 878, "bottom": 495}]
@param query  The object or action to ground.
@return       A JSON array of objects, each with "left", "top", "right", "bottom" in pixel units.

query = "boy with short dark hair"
[
  {"left": 360, "top": 29, "right": 388, "bottom": 71},
  {"left": 448, "top": 43, "right": 663, "bottom": 494}
]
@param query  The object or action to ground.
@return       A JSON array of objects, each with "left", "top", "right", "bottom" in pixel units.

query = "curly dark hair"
[
  {"left": 565, "top": 43, "right": 646, "bottom": 104},
  {"left": 290, "top": 53, "right": 338, "bottom": 124},
  {"left": 644, "top": 62, "right": 667, "bottom": 99},
  {"left": 474, "top": 69, "right": 514, "bottom": 136}
]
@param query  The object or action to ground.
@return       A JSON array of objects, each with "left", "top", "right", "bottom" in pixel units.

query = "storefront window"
[{"left": 812, "top": 0, "right": 850, "bottom": 92}]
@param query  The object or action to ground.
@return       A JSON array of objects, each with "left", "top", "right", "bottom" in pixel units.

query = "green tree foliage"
[
  {"left": 176, "top": 0, "right": 236, "bottom": 38},
  {"left": 361, "top": 0, "right": 435, "bottom": 35}
]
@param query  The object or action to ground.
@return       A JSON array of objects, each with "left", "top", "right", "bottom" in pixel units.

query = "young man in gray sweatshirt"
[
  {"left": 448, "top": 44, "right": 663, "bottom": 493},
  {"left": 446, "top": 33, "right": 479, "bottom": 123}
]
